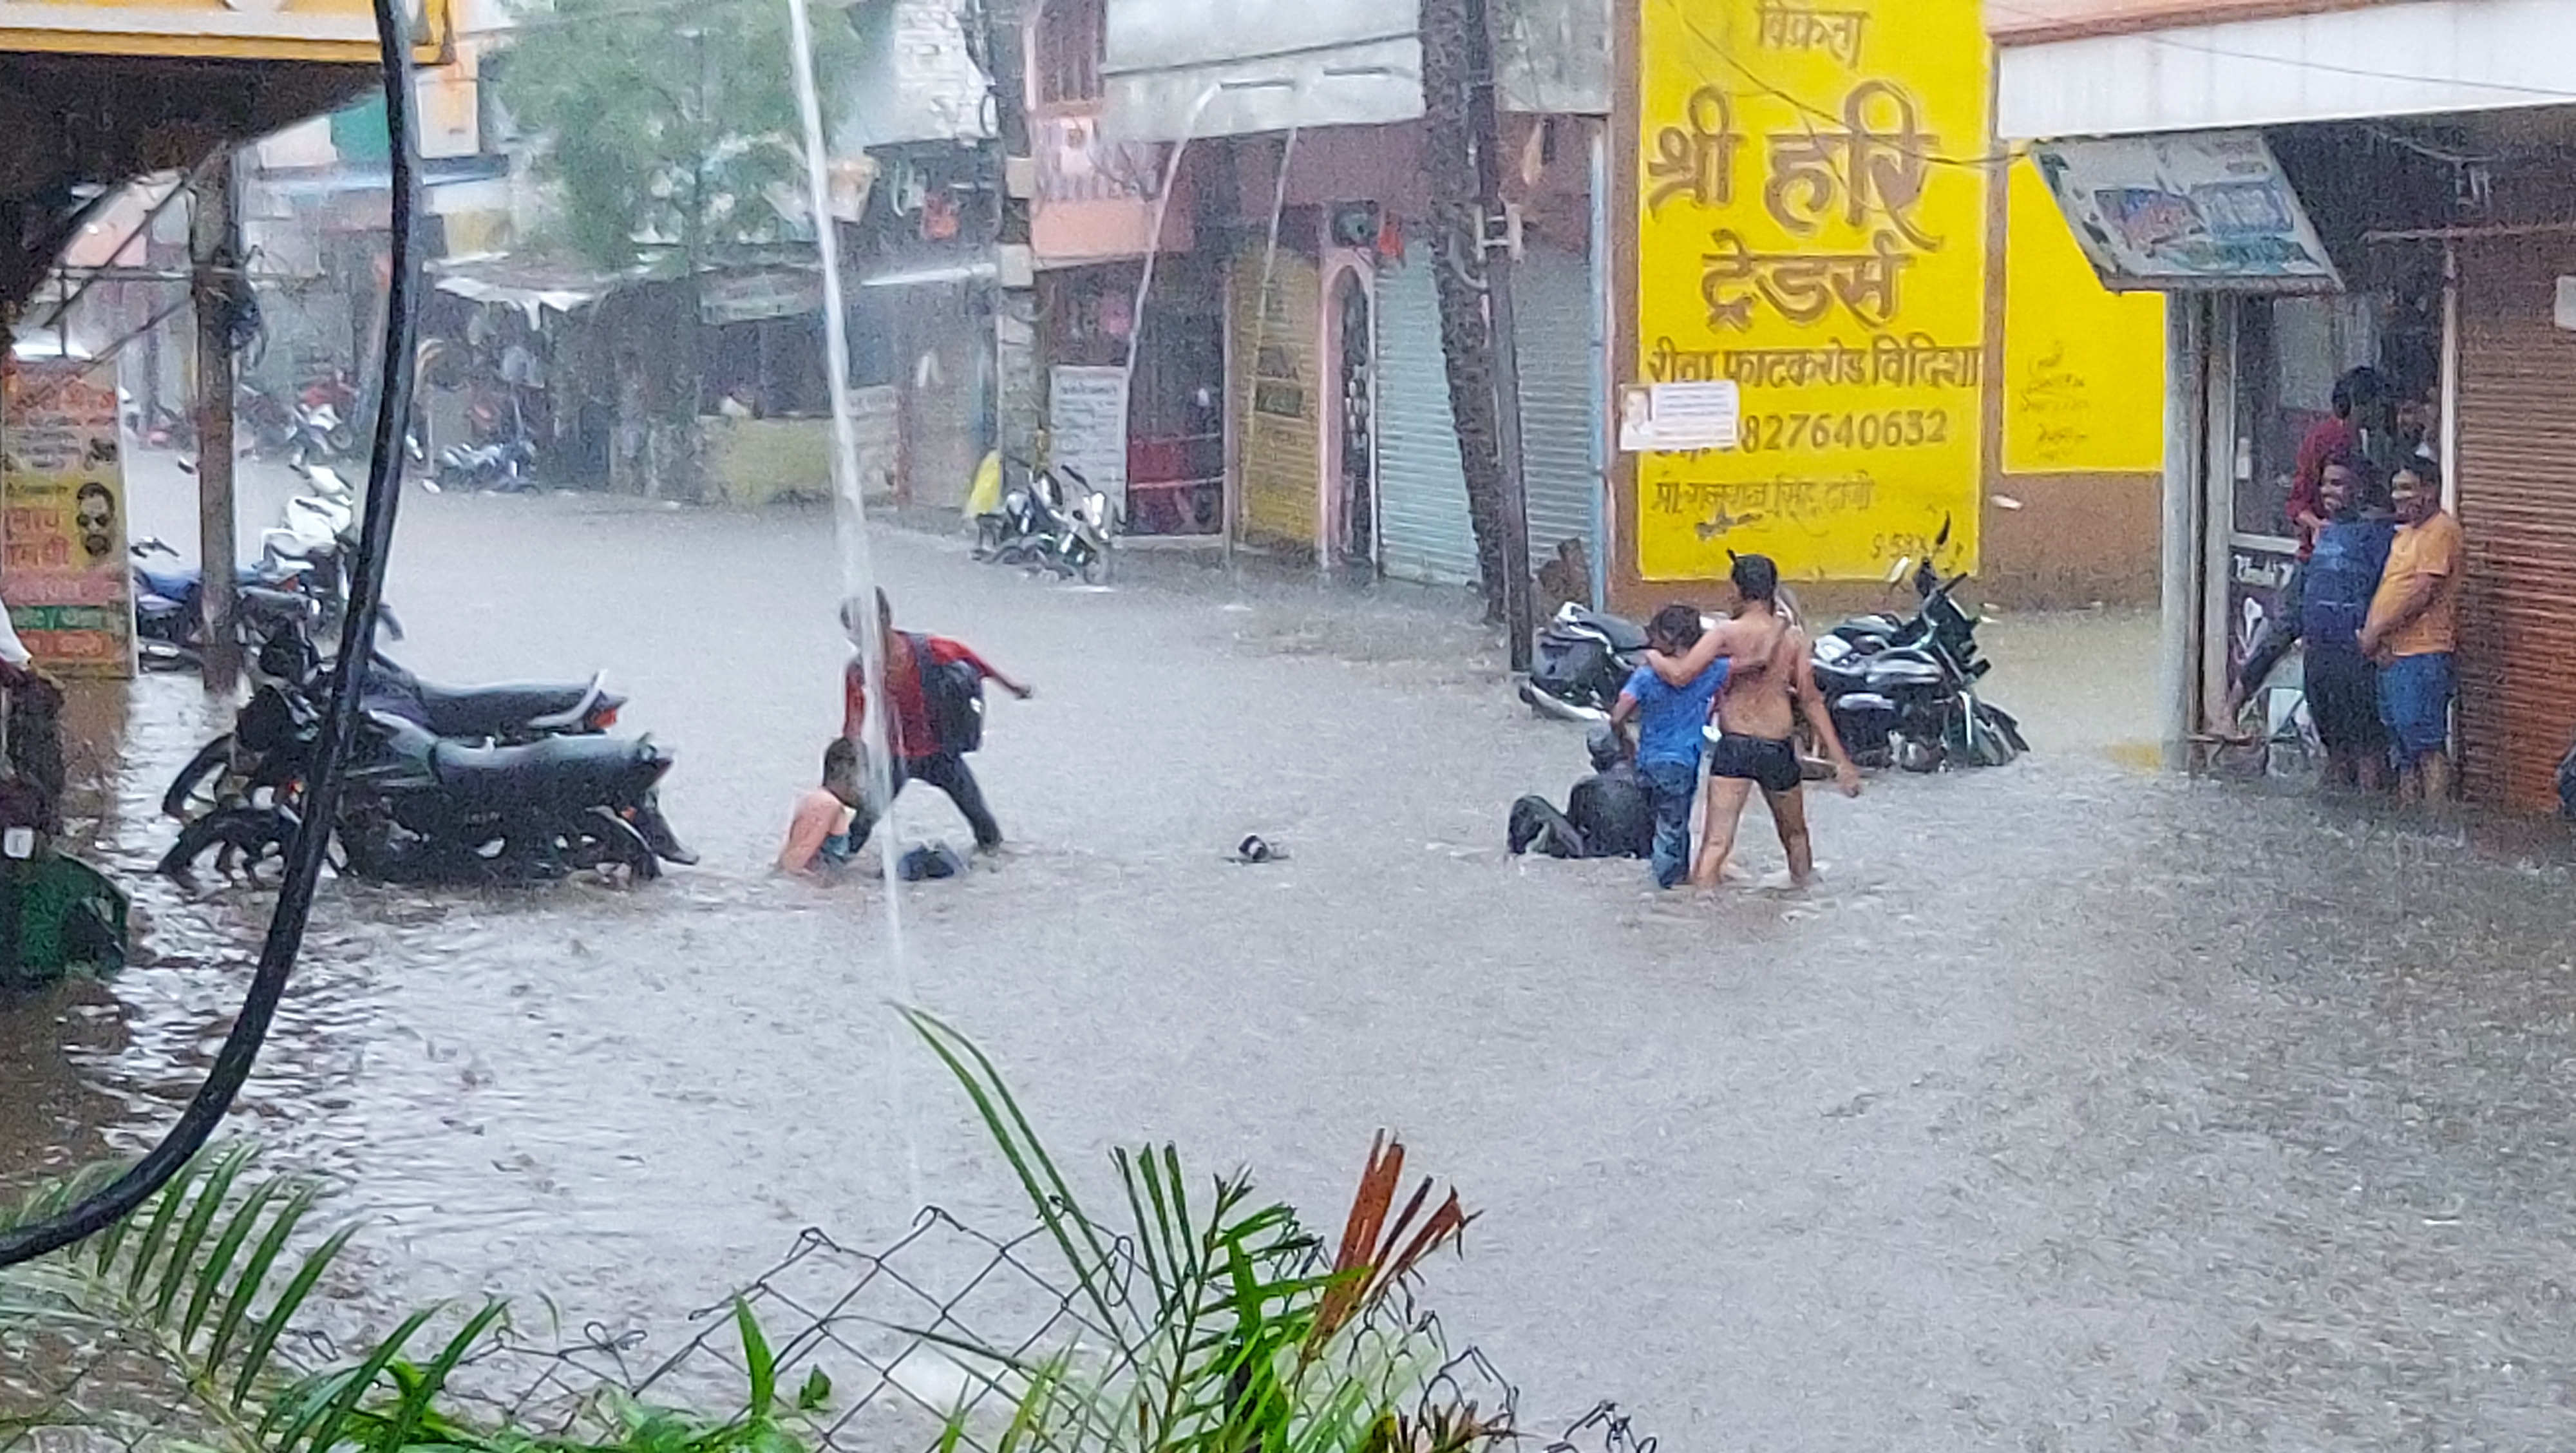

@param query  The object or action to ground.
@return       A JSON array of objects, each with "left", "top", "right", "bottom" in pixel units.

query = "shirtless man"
[{"left": 1644, "top": 553, "right": 1861, "bottom": 888}]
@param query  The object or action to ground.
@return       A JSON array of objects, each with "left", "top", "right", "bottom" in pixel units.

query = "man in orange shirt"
[{"left": 2360, "top": 460, "right": 2465, "bottom": 806}]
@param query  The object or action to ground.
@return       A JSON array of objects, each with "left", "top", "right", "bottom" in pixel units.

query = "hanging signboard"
[
  {"left": 2027, "top": 131, "right": 2343, "bottom": 292},
  {"left": 1047, "top": 365, "right": 1131, "bottom": 504},
  {"left": 1633, "top": 0, "right": 1989, "bottom": 582},
  {"left": 1, "top": 358, "right": 134, "bottom": 678}
]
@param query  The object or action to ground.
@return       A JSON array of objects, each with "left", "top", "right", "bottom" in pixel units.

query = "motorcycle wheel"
[
  {"left": 163, "top": 734, "right": 238, "bottom": 820},
  {"left": 1078, "top": 551, "right": 1110, "bottom": 586},
  {"left": 158, "top": 806, "right": 295, "bottom": 879},
  {"left": 1896, "top": 736, "right": 1944, "bottom": 774}
]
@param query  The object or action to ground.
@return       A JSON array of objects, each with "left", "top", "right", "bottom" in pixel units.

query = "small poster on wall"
[
  {"left": 1618, "top": 382, "right": 1742, "bottom": 454},
  {"left": 1, "top": 356, "right": 134, "bottom": 678}
]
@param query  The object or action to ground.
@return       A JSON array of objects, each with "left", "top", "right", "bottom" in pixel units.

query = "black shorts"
[{"left": 1709, "top": 732, "right": 1801, "bottom": 794}]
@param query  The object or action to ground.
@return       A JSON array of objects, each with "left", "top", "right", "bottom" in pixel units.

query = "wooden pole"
[{"left": 191, "top": 153, "right": 242, "bottom": 694}]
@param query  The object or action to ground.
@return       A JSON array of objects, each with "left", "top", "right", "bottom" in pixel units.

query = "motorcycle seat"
[
  {"left": 395, "top": 676, "right": 612, "bottom": 738},
  {"left": 372, "top": 712, "right": 663, "bottom": 806},
  {"left": 1563, "top": 607, "right": 1650, "bottom": 653},
  {"left": 1834, "top": 615, "right": 1904, "bottom": 642},
  {"left": 135, "top": 564, "right": 198, "bottom": 600}
]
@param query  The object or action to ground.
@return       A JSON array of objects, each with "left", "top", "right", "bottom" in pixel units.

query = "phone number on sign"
[{"left": 1738, "top": 409, "right": 1953, "bottom": 454}]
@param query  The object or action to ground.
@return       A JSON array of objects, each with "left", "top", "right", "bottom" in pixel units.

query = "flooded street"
[{"left": 6, "top": 460, "right": 2576, "bottom": 1448}]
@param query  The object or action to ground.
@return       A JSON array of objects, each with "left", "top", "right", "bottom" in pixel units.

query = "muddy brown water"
[{"left": 6, "top": 465, "right": 2576, "bottom": 1448}]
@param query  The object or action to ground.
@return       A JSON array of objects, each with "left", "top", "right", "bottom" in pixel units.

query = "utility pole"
[
  {"left": 1420, "top": 0, "right": 1533, "bottom": 665},
  {"left": 1459, "top": 0, "right": 1532, "bottom": 670},
  {"left": 190, "top": 153, "right": 242, "bottom": 694},
  {"left": 981, "top": 0, "right": 1040, "bottom": 493}
]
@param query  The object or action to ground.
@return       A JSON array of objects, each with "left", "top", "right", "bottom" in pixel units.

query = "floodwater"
[{"left": 6, "top": 456, "right": 2576, "bottom": 1448}]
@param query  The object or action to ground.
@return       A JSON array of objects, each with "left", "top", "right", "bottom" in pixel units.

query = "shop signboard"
[
  {"left": 1633, "top": 0, "right": 1990, "bottom": 582},
  {"left": 0, "top": 0, "right": 449, "bottom": 62},
  {"left": 2027, "top": 131, "right": 2342, "bottom": 292},
  {"left": 1048, "top": 366, "right": 1130, "bottom": 505},
  {"left": 1, "top": 358, "right": 134, "bottom": 678}
]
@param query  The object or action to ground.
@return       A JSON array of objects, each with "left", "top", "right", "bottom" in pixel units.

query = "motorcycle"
[
  {"left": 131, "top": 538, "right": 336, "bottom": 672},
  {"left": 1521, "top": 603, "right": 1653, "bottom": 723},
  {"left": 435, "top": 435, "right": 536, "bottom": 492},
  {"left": 158, "top": 634, "right": 687, "bottom": 883},
  {"left": 983, "top": 461, "right": 1115, "bottom": 583},
  {"left": 1806, "top": 526, "right": 2025, "bottom": 773}
]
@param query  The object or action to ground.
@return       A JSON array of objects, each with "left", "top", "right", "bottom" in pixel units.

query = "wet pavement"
[{"left": 8, "top": 453, "right": 2576, "bottom": 1448}]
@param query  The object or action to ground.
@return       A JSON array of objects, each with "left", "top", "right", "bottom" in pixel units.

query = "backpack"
[
  {"left": 908, "top": 632, "right": 986, "bottom": 754},
  {"left": 2300, "top": 518, "right": 2396, "bottom": 652}
]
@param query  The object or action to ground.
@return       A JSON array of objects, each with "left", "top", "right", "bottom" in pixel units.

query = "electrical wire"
[{"left": 0, "top": 0, "right": 419, "bottom": 1268}]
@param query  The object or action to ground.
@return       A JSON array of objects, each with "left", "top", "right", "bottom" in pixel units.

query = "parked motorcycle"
[
  {"left": 1521, "top": 603, "right": 1653, "bottom": 723},
  {"left": 158, "top": 632, "right": 687, "bottom": 884},
  {"left": 982, "top": 461, "right": 1115, "bottom": 583},
  {"left": 435, "top": 435, "right": 536, "bottom": 492},
  {"left": 131, "top": 538, "right": 333, "bottom": 672},
  {"left": 1806, "top": 527, "right": 2025, "bottom": 773}
]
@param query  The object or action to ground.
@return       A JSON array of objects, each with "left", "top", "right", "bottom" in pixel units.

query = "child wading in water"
[{"left": 778, "top": 737, "right": 863, "bottom": 875}]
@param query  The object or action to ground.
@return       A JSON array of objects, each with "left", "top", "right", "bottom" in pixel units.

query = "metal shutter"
[
  {"left": 1513, "top": 240, "right": 1600, "bottom": 587},
  {"left": 1374, "top": 245, "right": 1481, "bottom": 587},
  {"left": 2454, "top": 240, "right": 2576, "bottom": 813}
]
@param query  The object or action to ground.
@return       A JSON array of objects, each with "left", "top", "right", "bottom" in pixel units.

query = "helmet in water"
[{"left": 1586, "top": 723, "right": 1622, "bottom": 770}]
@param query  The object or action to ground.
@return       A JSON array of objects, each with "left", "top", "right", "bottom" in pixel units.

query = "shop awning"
[
  {"left": 427, "top": 252, "right": 651, "bottom": 319},
  {"left": 857, "top": 260, "right": 996, "bottom": 288},
  {"left": 1996, "top": 0, "right": 2576, "bottom": 141}
]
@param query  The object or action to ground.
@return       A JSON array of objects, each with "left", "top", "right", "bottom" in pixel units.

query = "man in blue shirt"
[{"left": 1609, "top": 604, "right": 1727, "bottom": 889}]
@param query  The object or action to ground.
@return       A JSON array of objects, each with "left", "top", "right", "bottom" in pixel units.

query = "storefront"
[{"left": 1997, "top": 11, "right": 2576, "bottom": 810}]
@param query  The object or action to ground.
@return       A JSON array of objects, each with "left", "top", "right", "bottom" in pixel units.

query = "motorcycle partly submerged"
[{"left": 157, "top": 627, "right": 686, "bottom": 884}]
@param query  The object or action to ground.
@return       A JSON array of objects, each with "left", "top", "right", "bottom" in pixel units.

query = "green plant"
[
  {"left": 0, "top": 1148, "right": 811, "bottom": 1453},
  {"left": 900, "top": 1009, "right": 1506, "bottom": 1453}
]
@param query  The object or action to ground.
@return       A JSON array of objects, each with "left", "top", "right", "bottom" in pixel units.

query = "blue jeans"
[
  {"left": 1639, "top": 756, "right": 1701, "bottom": 889},
  {"left": 2378, "top": 651, "right": 2455, "bottom": 761}
]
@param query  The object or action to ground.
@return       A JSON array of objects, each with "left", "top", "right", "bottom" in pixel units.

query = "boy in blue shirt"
[{"left": 1609, "top": 603, "right": 1727, "bottom": 889}]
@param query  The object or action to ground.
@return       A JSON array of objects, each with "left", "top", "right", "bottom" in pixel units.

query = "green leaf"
[
  {"left": 794, "top": 1367, "right": 831, "bottom": 1412},
  {"left": 232, "top": 1220, "right": 364, "bottom": 1410},
  {"left": 735, "top": 1299, "right": 776, "bottom": 1418},
  {"left": 153, "top": 1144, "right": 257, "bottom": 1325}
]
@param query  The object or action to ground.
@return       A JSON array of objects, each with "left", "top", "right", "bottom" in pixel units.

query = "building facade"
[{"left": 1991, "top": 0, "right": 2576, "bottom": 812}]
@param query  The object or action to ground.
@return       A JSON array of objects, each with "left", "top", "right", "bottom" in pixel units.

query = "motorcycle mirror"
[
  {"left": 1935, "top": 514, "right": 1953, "bottom": 549},
  {"left": 1886, "top": 555, "right": 1913, "bottom": 586}
]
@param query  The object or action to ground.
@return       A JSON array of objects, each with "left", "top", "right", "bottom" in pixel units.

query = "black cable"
[{"left": 0, "top": 0, "right": 420, "bottom": 1267}]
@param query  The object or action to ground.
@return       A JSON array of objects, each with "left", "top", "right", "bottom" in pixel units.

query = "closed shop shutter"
[
  {"left": 2452, "top": 241, "right": 2576, "bottom": 812},
  {"left": 1513, "top": 240, "right": 1600, "bottom": 587},
  {"left": 1375, "top": 247, "right": 1481, "bottom": 587}
]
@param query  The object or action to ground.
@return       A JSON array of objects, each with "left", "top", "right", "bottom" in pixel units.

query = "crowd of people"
[{"left": 2230, "top": 366, "right": 2465, "bottom": 806}]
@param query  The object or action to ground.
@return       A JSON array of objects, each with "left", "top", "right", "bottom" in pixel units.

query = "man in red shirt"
[
  {"left": 2286, "top": 367, "right": 2383, "bottom": 558},
  {"left": 842, "top": 589, "right": 1032, "bottom": 855}
]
